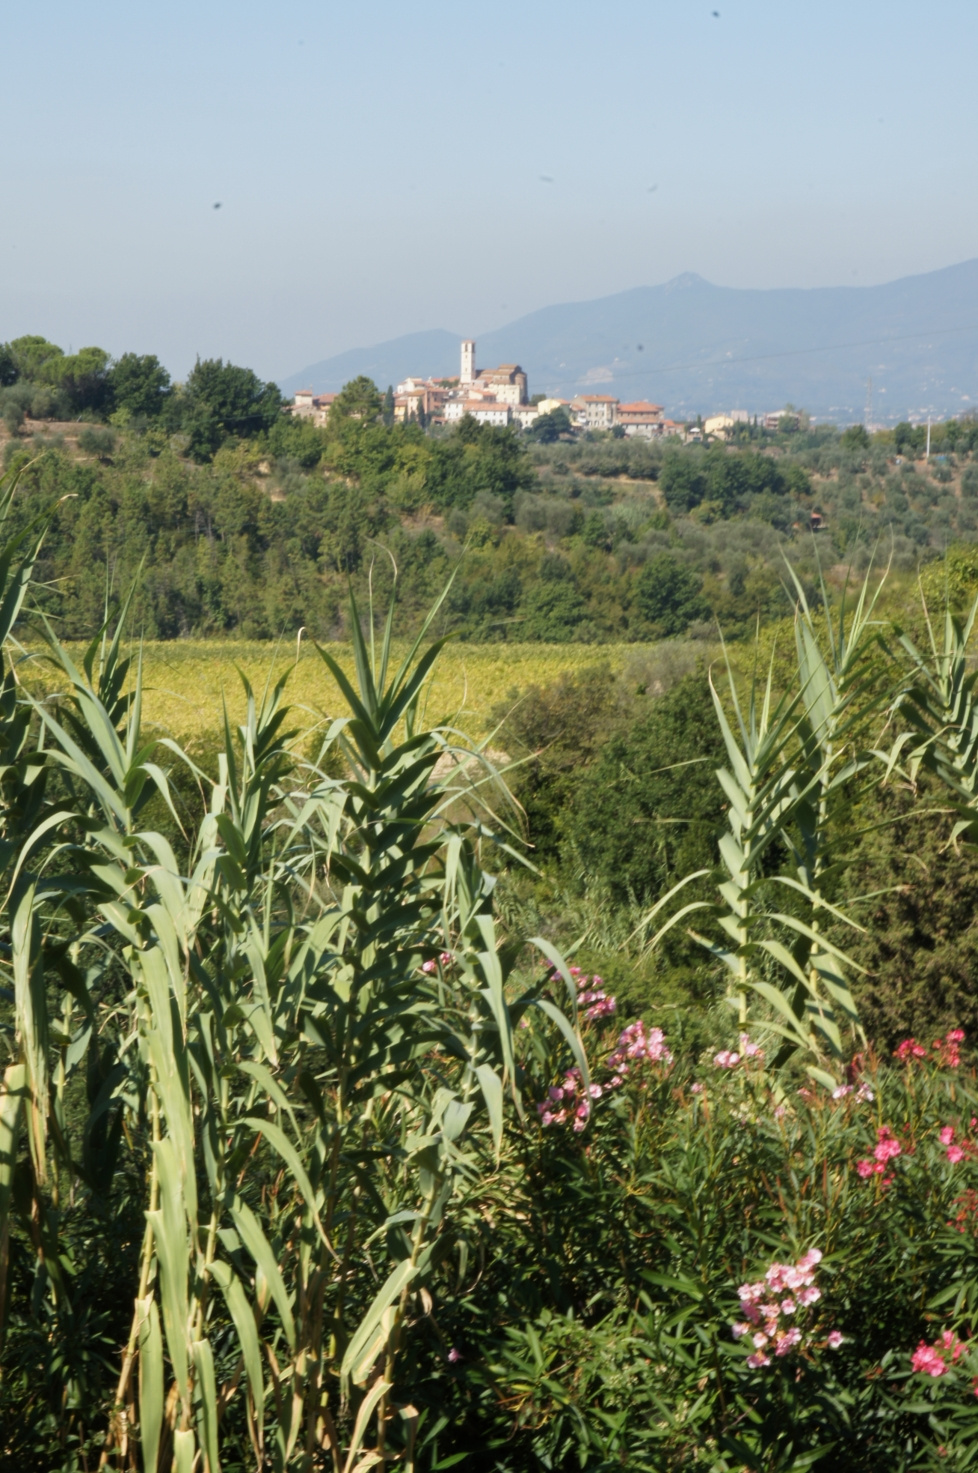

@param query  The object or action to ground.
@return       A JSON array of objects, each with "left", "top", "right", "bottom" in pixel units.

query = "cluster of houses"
[
  {"left": 291, "top": 340, "right": 683, "bottom": 438},
  {"left": 291, "top": 339, "right": 793, "bottom": 439}
]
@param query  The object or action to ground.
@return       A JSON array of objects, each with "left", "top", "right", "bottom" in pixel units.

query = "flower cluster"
[
  {"left": 571, "top": 969, "right": 617, "bottom": 1023},
  {"left": 537, "top": 1019, "right": 675, "bottom": 1131},
  {"left": 714, "top": 1034, "right": 765, "bottom": 1070},
  {"left": 894, "top": 1028, "right": 965, "bottom": 1069},
  {"left": 856, "top": 1125, "right": 902, "bottom": 1185},
  {"left": 606, "top": 1020, "right": 673, "bottom": 1084},
  {"left": 831, "top": 1081, "right": 875, "bottom": 1102},
  {"left": 935, "top": 1028, "right": 966, "bottom": 1068},
  {"left": 732, "top": 1249, "right": 842, "bottom": 1368},
  {"left": 911, "top": 1330, "right": 967, "bottom": 1378},
  {"left": 939, "top": 1121, "right": 977, "bottom": 1165},
  {"left": 536, "top": 1066, "right": 602, "bottom": 1131}
]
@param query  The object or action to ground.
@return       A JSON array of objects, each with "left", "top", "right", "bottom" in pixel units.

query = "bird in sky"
[
  {"left": 213, "top": 202, "right": 222, "bottom": 210},
  {"left": 648, "top": 184, "right": 658, "bottom": 192},
  {"left": 712, "top": 9, "right": 720, "bottom": 15},
  {"left": 539, "top": 174, "right": 554, "bottom": 183}
]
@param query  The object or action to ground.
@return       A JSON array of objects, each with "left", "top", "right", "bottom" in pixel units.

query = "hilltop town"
[
  {"left": 291, "top": 339, "right": 688, "bottom": 437},
  {"left": 291, "top": 339, "right": 806, "bottom": 439}
]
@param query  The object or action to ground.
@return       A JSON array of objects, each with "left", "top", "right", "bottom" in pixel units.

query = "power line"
[{"left": 544, "top": 319, "right": 978, "bottom": 393}]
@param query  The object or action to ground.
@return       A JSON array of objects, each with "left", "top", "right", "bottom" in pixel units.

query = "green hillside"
[{"left": 3, "top": 335, "right": 978, "bottom": 647}]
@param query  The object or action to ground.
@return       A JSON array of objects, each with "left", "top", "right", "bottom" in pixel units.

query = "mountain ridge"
[{"left": 280, "top": 258, "right": 978, "bottom": 422}]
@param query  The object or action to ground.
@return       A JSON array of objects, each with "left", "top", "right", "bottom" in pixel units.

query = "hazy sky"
[{"left": 4, "top": 0, "right": 977, "bottom": 383}]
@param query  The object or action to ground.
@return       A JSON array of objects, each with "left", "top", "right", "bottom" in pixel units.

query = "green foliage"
[
  {"left": 182, "top": 357, "right": 284, "bottom": 460},
  {"left": 106, "top": 352, "right": 172, "bottom": 419},
  {"left": 6, "top": 334, "right": 64, "bottom": 382},
  {"left": 424, "top": 420, "right": 536, "bottom": 516},
  {"left": 327, "top": 373, "right": 383, "bottom": 425},
  {"left": 634, "top": 551, "right": 708, "bottom": 634},
  {"left": 841, "top": 423, "right": 871, "bottom": 450},
  {"left": 39, "top": 345, "right": 112, "bottom": 415},
  {"left": 562, "top": 672, "right": 724, "bottom": 905},
  {"left": 525, "top": 406, "right": 572, "bottom": 443},
  {"left": 77, "top": 425, "right": 115, "bottom": 459},
  {"left": 265, "top": 411, "right": 325, "bottom": 468},
  {"left": 0, "top": 344, "right": 17, "bottom": 388},
  {"left": 659, "top": 445, "right": 808, "bottom": 518}
]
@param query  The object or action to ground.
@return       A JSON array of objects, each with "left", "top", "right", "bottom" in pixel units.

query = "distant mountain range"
[{"left": 280, "top": 258, "right": 978, "bottom": 423}]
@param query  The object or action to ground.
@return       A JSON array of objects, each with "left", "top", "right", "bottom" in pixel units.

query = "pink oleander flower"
[
  {"left": 934, "top": 1029, "right": 965, "bottom": 1068},
  {"left": 940, "top": 1126, "right": 955, "bottom": 1146},
  {"left": 948, "top": 1144, "right": 966, "bottom": 1164},
  {"left": 440, "top": 951, "right": 452, "bottom": 965},
  {"left": 746, "top": 1351, "right": 770, "bottom": 1369},
  {"left": 832, "top": 1084, "right": 853, "bottom": 1099},
  {"left": 874, "top": 1127, "right": 901, "bottom": 1164},
  {"left": 447, "top": 1346, "right": 462, "bottom": 1363},
  {"left": 690, "top": 1082, "right": 704, "bottom": 1094},
  {"left": 421, "top": 959, "right": 437, "bottom": 973},
  {"left": 940, "top": 1331, "right": 967, "bottom": 1364},
  {"left": 856, "top": 1082, "right": 875, "bottom": 1102},
  {"left": 734, "top": 1248, "right": 830, "bottom": 1366},
  {"left": 826, "top": 1331, "right": 844, "bottom": 1350},
  {"left": 774, "top": 1327, "right": 802, "bottom": 1356},
  {"left": 911, "top": 1330, "right": 968, "bottom": 1378},
  {"left": 895, "top": 1037, "right": 928, "bottom": 1063},
  {"left": 583, "top": 994, "right": 617, "bottom": 1022},
  {"left": 606, "top": 1020, "right": 673, "bottom": 1075},
  {"left": 857, "top": 1127, "right": 902, "bottom": 1181},
  {"left": 739, "top": 1032, "right": 765, "bottom": 1060},
  {"left": 714, "top": 1050, "right": 740, "bottom": 1068},
  {"left": 912, "top": 1343, "right": 950, "bottom": 1377}
]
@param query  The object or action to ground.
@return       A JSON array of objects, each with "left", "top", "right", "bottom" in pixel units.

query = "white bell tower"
[{"left": 460, "top": 339, "right": 476, "bottom": 385}]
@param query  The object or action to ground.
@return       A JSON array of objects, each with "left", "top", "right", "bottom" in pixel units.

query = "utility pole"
[
  {"left": 926, "top": 417, "right": 931, "bottom": 460},
  {"left": 864, "top": 375, "right": 873, "bottom": 428}
]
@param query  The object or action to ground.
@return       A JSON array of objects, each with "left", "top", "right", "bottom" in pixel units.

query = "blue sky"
[{"left": 3, "top": 0, "right": 977, "bottom": 382}]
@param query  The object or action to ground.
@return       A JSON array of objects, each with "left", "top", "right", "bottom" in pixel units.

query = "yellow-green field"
[{"left": 23, "top": 641, "right": 636, "bottom": 745}]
